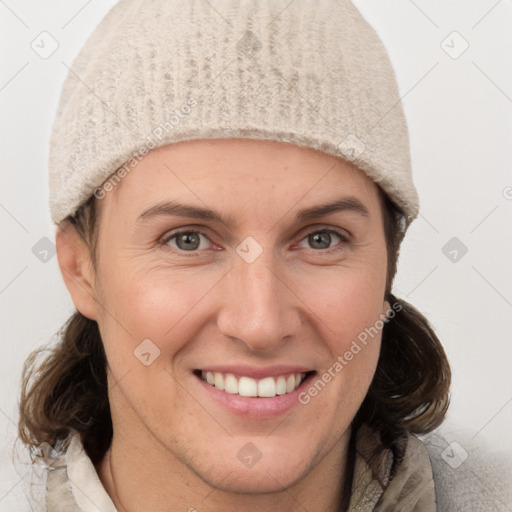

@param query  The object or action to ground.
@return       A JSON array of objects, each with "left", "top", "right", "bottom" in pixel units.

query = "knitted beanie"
[{"left": 48, "top": 0, "right": 419, "bottom": 227}]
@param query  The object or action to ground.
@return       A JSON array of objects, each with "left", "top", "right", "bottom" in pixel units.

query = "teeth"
[
  {"left": 276, "top": 376, "right": 287, "bottom": 395},
  {"left": 287, "top": 374, "right": 296, "bottom": 393},
  {"left": 258, "top": 377, "right": 275, "bottom": 397},
  {"left": 239, "top": 376, "right": 258, "bottom": 397},
  {"left": 199, "top": 370, "right": 307, "bottom": 397},
  {"left": 214, "top": 372, "right": 224, "bottom": 391},
  {"left": 224, "top": 373, "right": 238, "bottom": 394}
]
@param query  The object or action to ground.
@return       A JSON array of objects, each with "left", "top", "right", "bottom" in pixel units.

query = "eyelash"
[{"left": 159, "top": 226, "right": 350, "bottom": 256}]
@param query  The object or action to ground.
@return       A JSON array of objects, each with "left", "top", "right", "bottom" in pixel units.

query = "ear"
[
  {"left": 55, "top": 222, "right": 99, "bottom": 321},
  {"left": 382, "top": 299, "right": 391, "bottom": 317}
]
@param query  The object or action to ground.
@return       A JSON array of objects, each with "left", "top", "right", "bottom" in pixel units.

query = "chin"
[
  {"left": 199, "top": 461, "right": 308, "bottom": 495},
  {"left": 176, "top": 438, "right": 314, "bottom": 494}
]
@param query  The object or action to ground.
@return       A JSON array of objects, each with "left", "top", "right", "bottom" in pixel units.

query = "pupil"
[
  {"left": 178, "top": 232, "right": 199, "bottom": 251},
  {"left": 311, "top": 232, "right": 330, "bottom": 249}
]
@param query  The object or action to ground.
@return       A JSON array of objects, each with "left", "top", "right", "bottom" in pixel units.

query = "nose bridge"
[{"left": 217, "top": 242, "right": 299, "bottom": 352}]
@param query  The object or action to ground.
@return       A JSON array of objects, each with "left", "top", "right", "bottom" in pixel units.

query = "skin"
[{"left": 56, "top": 138, "right": 389, "bottom": 512}]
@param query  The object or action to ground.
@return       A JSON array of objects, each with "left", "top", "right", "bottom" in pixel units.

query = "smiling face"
[{"left": 59, "top": 138, "right": 389, "bottom": 498}]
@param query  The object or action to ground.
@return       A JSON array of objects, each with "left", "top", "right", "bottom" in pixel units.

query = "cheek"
[
  {"left": 295, "top": 258, "right": 387, "bottom": 341},
  {"left": 293, "top": 260, "right": 386, "bottom": 401},
  {"left": 94, "top": 267, "right": 213, "bottom": 422},
  {"left": 95, "top": 262, "right": 222, "bottom": 364}
]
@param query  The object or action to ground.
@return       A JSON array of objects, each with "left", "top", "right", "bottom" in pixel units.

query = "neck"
[{"left": 96, "top": 426, "right": 354, "bottom": 512}]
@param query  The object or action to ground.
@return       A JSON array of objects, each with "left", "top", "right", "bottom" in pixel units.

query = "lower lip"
[{"left": 191, "top": 371, "right": 316, "bottom": 419}]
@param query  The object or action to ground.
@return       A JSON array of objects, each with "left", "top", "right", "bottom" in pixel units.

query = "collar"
[{"left": 348, "top": 424, "right": 436, "bottom": 511}]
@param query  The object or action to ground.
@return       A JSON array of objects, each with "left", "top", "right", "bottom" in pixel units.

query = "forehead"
[{"left": 98, "top": 138, "right": 379, "bottom": 220}]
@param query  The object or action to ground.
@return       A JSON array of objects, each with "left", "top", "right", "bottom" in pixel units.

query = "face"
[{"left": 61, "top": 138, "right": 389, "bottom": 494}]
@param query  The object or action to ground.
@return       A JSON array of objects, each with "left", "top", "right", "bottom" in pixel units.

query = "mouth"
[{"left": 193, "top": 369, "right": 316, "bottom": 398}]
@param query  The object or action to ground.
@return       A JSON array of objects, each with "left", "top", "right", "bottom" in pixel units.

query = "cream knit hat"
[{"left": 49, "top": 0, "right": 419, "bottom": 227}]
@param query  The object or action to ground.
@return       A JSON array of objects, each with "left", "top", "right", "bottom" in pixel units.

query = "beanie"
[{"left": 48, "top": 0, "right": 419, "bottom": 227}]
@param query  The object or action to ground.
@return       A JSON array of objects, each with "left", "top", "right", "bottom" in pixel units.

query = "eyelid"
[
  {"left": 159, "top": 224, "right": 352, "bottom": 254},
  {"left": 293, "top": 226, "right": 350, "bottom": 253},
  {"left": 296, "top": 223, "right": 352, "bottom": 241},
  {"left": 159, "top": 226, "right": 217, "bottom": 252}
]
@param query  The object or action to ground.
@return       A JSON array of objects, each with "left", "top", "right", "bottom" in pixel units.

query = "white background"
[{"left": 1, "top": 0, "right": 511, "bottom": 509}]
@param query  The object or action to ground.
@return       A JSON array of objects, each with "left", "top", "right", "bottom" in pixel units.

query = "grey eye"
[
  {"left": 167, "top": 231, "right": 209, "bottom": 251},
  {"left": 308, "top": 231, "right": 333, "bottom": 249},
  {"left": 299, "top": 230, "right": 345, "bottom": 251}
]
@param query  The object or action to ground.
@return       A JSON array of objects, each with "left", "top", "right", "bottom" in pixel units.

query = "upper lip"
[{"left": 195, "top": 365, "right": 315, "bottom": 379}]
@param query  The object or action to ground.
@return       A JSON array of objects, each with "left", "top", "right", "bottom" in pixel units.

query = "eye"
[
  {"left": 160, "top": 227, "right": 350, "bottom": 256},
  {"left": 297, "top": 228, "right": 349, "bottom": 252},
  {"left": 162, "top": 230, "right": 212, "bottom": 252}
]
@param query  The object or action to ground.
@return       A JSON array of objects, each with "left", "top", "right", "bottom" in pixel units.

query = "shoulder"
[{"left": 419, "top": 427, "right": 512, "bottom": 511}]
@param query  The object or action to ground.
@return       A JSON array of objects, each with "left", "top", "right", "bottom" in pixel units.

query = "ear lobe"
[{"left": 55, "top": 222, "right": 99, "bottom": 321}]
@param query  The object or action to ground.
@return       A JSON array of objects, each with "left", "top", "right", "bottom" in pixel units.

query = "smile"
[{"left": 195, "top": 370, "right": 312, "bottom": 398}]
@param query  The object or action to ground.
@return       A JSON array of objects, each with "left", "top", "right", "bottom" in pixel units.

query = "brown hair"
[{"left": 18, "top": 187, "right": 450, "bottom": 471}]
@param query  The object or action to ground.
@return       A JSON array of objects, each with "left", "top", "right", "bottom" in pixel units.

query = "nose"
[{"left": 216, "top": 246, "right": 302, "bottom": 353}]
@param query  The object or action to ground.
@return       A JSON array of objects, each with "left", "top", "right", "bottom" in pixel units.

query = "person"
[{"left": 15, "top": 1, "right": 511, "bottom": 511}]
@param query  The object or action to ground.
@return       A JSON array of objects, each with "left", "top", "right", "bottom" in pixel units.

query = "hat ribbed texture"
[{"left": 49, "top": 0, "right": 419, "bottom": 226}]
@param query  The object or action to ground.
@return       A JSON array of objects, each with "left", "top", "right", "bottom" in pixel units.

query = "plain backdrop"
[{"left": 1, "top": 0, "right": 511, "bottom": 509}]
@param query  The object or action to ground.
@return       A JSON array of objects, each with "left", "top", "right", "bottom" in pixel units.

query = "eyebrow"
[{"left": 136, "top": 196, "right": 370, "bottom": 228}]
